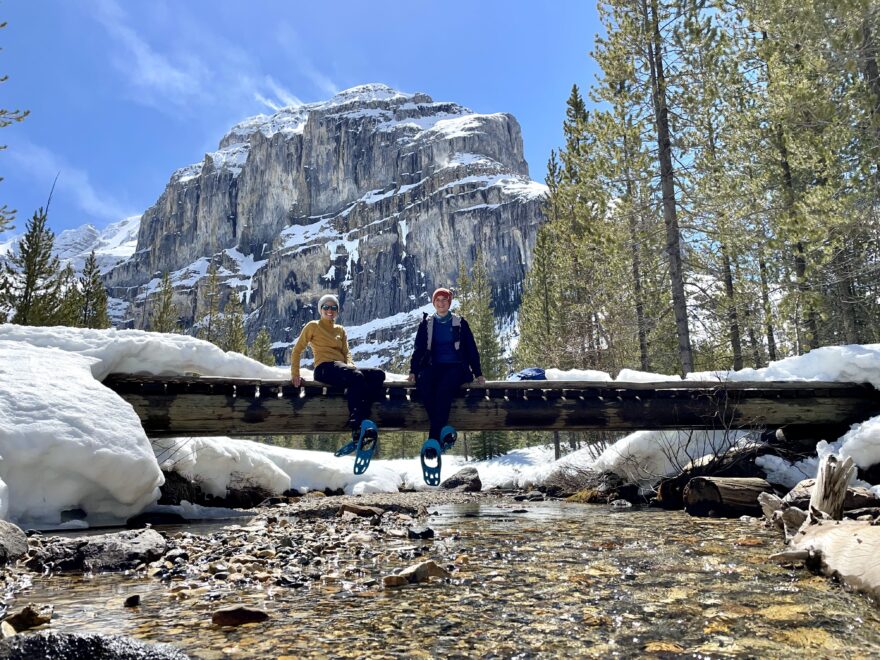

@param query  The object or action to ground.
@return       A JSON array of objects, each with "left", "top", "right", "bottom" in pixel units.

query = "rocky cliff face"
[{"left": 104, "top": 84, "right": 546, "bottom": 366}]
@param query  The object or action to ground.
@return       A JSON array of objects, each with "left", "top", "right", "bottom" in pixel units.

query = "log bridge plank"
[{"left": 101, "top": 374, "right": 880, "bottom": 438}]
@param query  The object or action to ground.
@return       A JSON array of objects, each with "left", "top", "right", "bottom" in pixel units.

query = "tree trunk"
[
  {"left": 642, "top": 0, "right": 693, "bottom": 375},
  {"left": 553, "top": 430, "right": 561, "bottom": 461},
  {"left": 759, "top": 256, "right": 777, "bottom": 361},
  {"left": 809, "top": 454, "right": 855, "bottom": 520},
  {"left": 721, "top": 246, "right": 743, "bottom": 370},
  {"left": 683, "top": 477, "right": 774, "bottom": 517},
  {"left": 743, "top": 304, "right": 762, "bottom": 368},
  {"left": 623, "top": 130, "right": 651, "bottom": 371},
  {"left": 793, "top": 240, "right": 820, "bottom": 351}
]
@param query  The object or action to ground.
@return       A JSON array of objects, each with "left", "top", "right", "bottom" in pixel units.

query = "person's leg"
[
  {"left": 417, "top": 366, "right": 439, "bottom": 438},
  {"left": 428, "top": 365, "right": 461, "bottom": 440},
  {"left": 314, "top": 361, "right": 365, "bottom": 426},
  {"left": 358, "top": 368, "right": 387, "bottom": 418}
]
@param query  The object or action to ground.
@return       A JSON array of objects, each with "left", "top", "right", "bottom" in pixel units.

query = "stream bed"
[{"left": 10, "top": 499, "right": 880, "bottom": 658}]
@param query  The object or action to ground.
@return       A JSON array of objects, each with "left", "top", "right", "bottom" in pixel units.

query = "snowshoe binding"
[
  {"left": 353, "top": 420, "right": 379, "bottom": 475},
  {"left": 334, "top": 426, "right": 361, "bottom": 457},
  {"left": 420, "top": 438, "right": 442, "bottom": 486},
  {"left": 439, "top": 425, "right": 457, "bottom": 454}
]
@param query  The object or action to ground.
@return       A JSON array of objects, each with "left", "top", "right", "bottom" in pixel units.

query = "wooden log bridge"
[{"left": 101, "top": 374, "right": 880, "bottom": 440}]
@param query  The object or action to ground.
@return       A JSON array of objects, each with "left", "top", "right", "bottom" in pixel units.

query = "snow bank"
[{"left": 0, "top": 340, "right": 162, "bottom": 526}]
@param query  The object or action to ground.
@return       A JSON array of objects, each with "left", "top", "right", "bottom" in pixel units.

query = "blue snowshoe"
[
  {"left": 420, "top": 438, "right": 442, "bottom": 486},
  {"left": 439, "top": 425, "right": 457, "bottom": 453},
  {"left": 353, "top": 420, "right": 379, "bottom": 475}
]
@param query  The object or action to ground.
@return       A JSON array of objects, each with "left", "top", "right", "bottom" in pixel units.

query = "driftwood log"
[
  {"left": 683, "top": 477, "right": 775, "bottom": 517},
  {"left": 770, "top": 454, "right": 880, "bottom": 600}
]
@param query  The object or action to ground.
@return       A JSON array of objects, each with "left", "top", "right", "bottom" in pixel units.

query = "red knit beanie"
[{"left": 432, "top": 287, "right": 452, "bottom": 302}]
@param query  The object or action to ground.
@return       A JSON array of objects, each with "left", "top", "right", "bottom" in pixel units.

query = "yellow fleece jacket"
[{"left": 290, "top": 318, "right": 353, "bottom": 379}]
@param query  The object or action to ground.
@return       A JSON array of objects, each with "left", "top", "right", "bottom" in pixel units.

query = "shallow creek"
[{"left": 14, "top": 500, "right": 880, "bottom": 658}]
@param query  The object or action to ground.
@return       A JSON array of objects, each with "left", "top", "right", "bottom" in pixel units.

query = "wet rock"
[
  {"left": 211, "top": 605, "right": 270, "bottom": 626},
  {"left": 382, "top": 559, "right": 452, "bottom": 588},
  {"left": 123, "top": 595, "right": 141, "bottom": 608},
  {"left": 275, "top": 575, "right": 305, "bottom": 588},
  {"left": 610, "top": 499, "right": 632, "bottom": 508},
  {"left": 337, "top": 504, "right": 384, "bottom": 518},
  {"left": 440, "top": 467, "right": 482, "bottom": 492},
  {"left": 407, "top": 526, "right": 435, "bottom": 540},
  {"left": 382, "top": 574, "right": 409, "bottom": 588},
  {"left": 0, "top": 522, "right": 28, "bottom": 565},
  {"left": 396, "top": 559, "right": 451, "bottom": 585},
  {"left": 0, "top": 632, "right": 189, "bottom": 659},
  {"left": 2, "top": 603, "right": 53, "bottom": 632},
  {"left": 164, "top": 548, "right": 189, "bottom": 562},
  {"left": 24, "top": 529, "right": 166, "bottom": 573}
]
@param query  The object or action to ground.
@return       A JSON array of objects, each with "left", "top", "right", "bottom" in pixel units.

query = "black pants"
[
  {"left": 417, "top": 364, "right": 465, "bottom": 440},
  {"left": 314, "top": 361, "right": 386, "bottom": 428}
]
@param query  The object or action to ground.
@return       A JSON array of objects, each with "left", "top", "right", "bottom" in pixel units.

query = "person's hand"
[
  {"left": 475, "top": 375, "right": 486, "bottom": 385},
  {"left": 291, "top": 376, "right": 303, "bottom": 387},
  {"left": 407, "top": 372, "right": 416, "bottom": 384}
]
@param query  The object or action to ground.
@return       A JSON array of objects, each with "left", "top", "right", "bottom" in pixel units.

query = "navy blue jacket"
[{"left": 409, "top": 313, "right": 483, "bottom": 382}]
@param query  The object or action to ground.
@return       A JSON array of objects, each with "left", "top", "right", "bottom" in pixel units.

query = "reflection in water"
[{"left": 17, "top": 501, "right": 880, "bottom": 658}]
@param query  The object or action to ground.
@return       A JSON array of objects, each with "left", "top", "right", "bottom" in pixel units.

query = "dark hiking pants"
[
  {"left": 417, "top": 363, "right": 464, "bottom": 440},
  {"left": 313, "top": 361, "right": 386, "bottom": 428}
]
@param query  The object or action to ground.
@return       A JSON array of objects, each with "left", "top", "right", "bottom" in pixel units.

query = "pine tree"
[
  {"left": 457, "top": 247, "right": 508, "bottom": 459},
  {"left": 457, "top": 247, "right": 504, "bottom": 379},
  {"left": 0, "top": 21, "right": 29, "bottom": 234},
  {"left": 249, "top": 327, "right": 277, "bottom": 366},
  {"left": 56, "top": 263, "right": 82, "bottom": 326},
  {"left": 198, "top": 262, "right": 221, "bottom": 344},
  {"left": 79, "top": 251, "right": 110, "bottom": 328},
  {"left": 151, "top": 271, "right": 180, "bottom": 333},
  {"left": 221, "top": 292, "right": 247, "bottom": 353},
  {"left": 0, "top": 208, "right": 62, "bottom": 325},
  {"left": 515, "top": 219, "right": 560, "bottom": 369}
]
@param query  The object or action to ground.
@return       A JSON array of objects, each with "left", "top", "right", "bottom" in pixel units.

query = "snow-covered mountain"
[
  {"left": 0, "top": 215, "right": 141, "bottom": 274},
  {"left": 101, "top": 83, "right": 546, "bottom": 364}
]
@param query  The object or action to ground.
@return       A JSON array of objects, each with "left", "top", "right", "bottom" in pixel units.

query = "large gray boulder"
[
  {"left": 0, "top": 522, "right": 27, "bottom": 565},
  {"left": 440, "top": 467, "right": 482, "bottom": 492},
  {"left": 23, "top": 529, "right": 166, "bottom": 573}
]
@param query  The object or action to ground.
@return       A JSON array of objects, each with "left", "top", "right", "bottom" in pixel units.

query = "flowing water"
[{"left": 11, "top": 500, "right": 880, "bottom": 658}]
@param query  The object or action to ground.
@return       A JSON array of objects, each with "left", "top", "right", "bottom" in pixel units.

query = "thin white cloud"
[
  {"left": 8, "top": 140, "right": 135, "bottom": 223},
  {"left": 88, "top": 1, "right": 320, "bottom": 120},
  {"left": 254, "top": 76, "right": 304, "bottom": 111},
  {"left": 265, "top": 76, "right": 303, "bottom": 107},
  {"left": 92, "top": 0, "right": 208, "bottom": 110}
]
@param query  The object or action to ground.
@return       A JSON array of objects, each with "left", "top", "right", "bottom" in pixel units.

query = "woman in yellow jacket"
[{"left": 290, "top": 294, "right": 386, "bottom": 433}]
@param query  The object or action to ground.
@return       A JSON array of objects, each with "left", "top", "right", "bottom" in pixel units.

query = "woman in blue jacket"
[{"left": 407, "top": 287, "right": 485, "bottom": 446}]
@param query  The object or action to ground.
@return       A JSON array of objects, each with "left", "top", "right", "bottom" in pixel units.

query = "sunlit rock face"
[{"left": 103, "top": 84, "right": 546, "bottom": 365}]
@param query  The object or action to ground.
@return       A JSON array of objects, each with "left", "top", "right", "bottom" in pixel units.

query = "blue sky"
[{"left": 1, "top": 0, "right": 599, "bottom": 235}]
